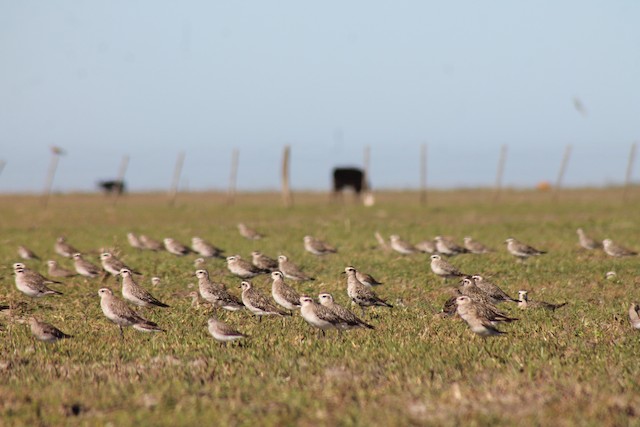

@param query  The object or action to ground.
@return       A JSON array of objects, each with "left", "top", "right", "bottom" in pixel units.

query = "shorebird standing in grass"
[
  {"left": 303, "top": 235, "right": 337, "bottom": 256},
  {"left": 226, "top": 255, "right": 269, "bottom": 279},
  {"left": 101, "top": 252, "right": 139, "bottom": 277},
  {"left": 430, "top": 255, "right": 466, "bottom": 281},
  {"left": 126, "top": 232, "right": 145, "bottom": 250},
  {"left": 318, "top": 293, "right": 374, "bottom": 330},
  {"left": 164, "top": 238, "right": 192, "bottom": 256},
  {"left": 277, "top": 255, "right": 315, "bottom": 282},
  {"left": 471, "top": 275, "right": 517, "bottom": 304},
  {"left": 505, "top": 238, "right": 546, "bottom": 261},
  {"left": 139, "top": 235, "right": 163, "bottom": 251},
  {"left": 299, "top": 296, "right": 341, "bottom": 337},
  {"left": 517, "top": 291, "right": 567, "bottom": 311},
  {"left": 344, "top": 266, "right": 393, "bottom": 316},
  {"left": 120, "top": 268, "right": 169, "bottom": 309},
  {"left": 576, "top": 228, "right": 601, "bottom": 250},
  {"left": 98, "top": 288, "right": 164, "bottom": 338},
  {"left": 196, "top": 269, "right": 244, "bottom": 312},
  {"left": 191, "top": 237, "right": 225, "bottom": 258},
  {"left": 72, "top": 253, "right": 102, "bottom": 278},
  {"left": 47, "top": 260, "right": 76, "bottom": 278},
  {"left": 17, "top": 245, "right": 39, "bottom": 260},
  {"left": 237, "top": 223, "right": 263, "bottom": 240},
  {"left": 207, "top": 317, "right": 247, "bottom": 344},
  {"left": 13, "top": 266, "right": 63, "bottom": 298},
  {"left": 270, "top": 271, "right": 302, "bottom": 313},
  {"left": 389, "top": 235, "right": 418, "bottom": 255},
  {"left": 251, "top": 251, "right": 279, "bottom": 272},
  {"left": 602, "top": 239, "right": 637, "bottom": 257},
  {"left": 28, "top": 317, "right": 72, "bottom": 343},
  {"left": 435, "top": 236, "right": 469, "bottom": 256},
  {"left": 241, "top": 281, "right": 290, "bottom": 321},
  {"left": 455, "top": 296, "right": 507, "bottom": 337},
  {"left": 54, "top": 237, "right": 79, "bottom": 258},
  {"left": 463, "top": 237, "right": 493, "bottom": 254}
]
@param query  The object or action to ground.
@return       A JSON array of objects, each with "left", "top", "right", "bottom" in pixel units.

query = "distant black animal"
[
  {"left": 98, "top": 180, "right": 126, "bottom": 195},
  {"left": 332, "top": 167, "right": 367, "bottom": 197}
]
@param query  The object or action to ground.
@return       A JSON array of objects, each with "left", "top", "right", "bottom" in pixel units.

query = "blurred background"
[{"left": 1, "top": 1, "right": 638, "bottom": 193}]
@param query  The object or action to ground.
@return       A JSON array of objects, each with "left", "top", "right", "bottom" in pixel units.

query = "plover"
[
  {"left": 194, "top": 258, "right": 207, "bottom": 269},
  {"left": 374, "top": 231, "right": 391, "bottom": 251},
  {"left": 207, "top": 317, "right": 247, "bottom": 344},
  {"left": 602, "top": 239, "right": 637, "bottom": 257},
  {"left": 629, "top": 304, "right": 640, "bottom": 330},
  {"left": 46, "top": 260, "right": 76, "bottom": 278},
  {"left": 576, "top": 228, "right": 601, "bottom": 250},
  {"left": 463, "top": 237, "right": 492, "bottom": 254},
  {"left": 455, "top": 296, "right": 507, "bottom": 337},
  {"left": 98, "top": 288, "right": 164, "bottom": 337},
  {"left": 13, "top": 262, "right": 62, "bottom": 285},
  {"left": 226, "top": 255, "right": 268, "bottom": 279},
  {"left": 139, "top": 235, "right": 164, "bottom": 251},
  {"left": 356, "top": 270, "right": 383, "bottom": 286},
  {"left": 191, "top": 237, "right": 225, "bottom": 258},
  {"left": 435, "top": 236, "right": 469, "bottom": 256},
  {"left": 299, "top": 296, "right": 340, "bottom": 336},
  {"left": 440, "top": 289, "right": 463, "bottom": 317},
  {"left": 458, "top": 279, "right": 517, "bottom": 323},
  {"left": 415, "top": 240, "right": 437, "bottom": 254},
  {"left": 28, "top": 317, "right": 72, "bottom": 342},
  {"left": 318, "top": 293, "right": 374, "bottom": 330},
  {"left": 389, "top": 235, "right": 418, "bottom": 255},
  {"left": 100, "top": 252, "right": 139, "bottom": 277},
  {"left": 72, "top": 253, "right": 102, "bottom": 278},
  {"left": 17, "top": 245, "right": 39, "bottom": 260},
  {"left": 344, "top": 266, "right": 393, "bottom": 316},
  {"left": 471, "top": 275, "right": 517, "bottom": 304},
  {"left": 237, "top": 223, "right": 263, "bottom": 240},
  {"left": 54, "top": 237, "right": 79, "bottom": 258},
  {"left": 277, "top": 255, "right": 315, "bottom": 281},
  {"left": 430, "top": 254, "right": 465, "bottom": 281},
  {"left": 196, "top": 269, "right": 244, "bottom": 312},
  {"left": 120, "top": 269, "right": 169, "bottom": 308},
  {"left": 14, "top": 267, "right": 63, "bottom": 298},
  {"left": 505, "top": 238, "right": 546, "bottom": 261},
  {"left": 251, "top": 251, "right": 279, "bottom": 272},
  {"left": 240, "top": 281, "right": 290, "bottom": 319},
  {"left": 517, "top": 290, "right": 567, "bottom": 311},
  {"left": 126, "top": 232, "right": 145, "bottom": 250},
  {"left": 151, "top": 277, "right": 162, "bottom": 287},
  {"left": 164, "top": 238, "right": 192, "bottom": 256},
  {"left": 303, "top": 235, "right": 337, "bottom": 256},
  {"left": 270, "top": 271, "right": 302, "bottom": 312}
]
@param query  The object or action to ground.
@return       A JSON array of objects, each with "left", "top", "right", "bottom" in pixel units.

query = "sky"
[{"left": 1, "top": 1, "right": 639, "bottom": 193}]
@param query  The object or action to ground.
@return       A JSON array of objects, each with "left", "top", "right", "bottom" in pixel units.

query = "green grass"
[{"left": 2, "top": 189, "right": 640, "bottom": 426}]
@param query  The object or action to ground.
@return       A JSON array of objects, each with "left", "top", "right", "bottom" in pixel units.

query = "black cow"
[
  {"left": 332, "top": 167, "right": 368, "bottom": 198},
  {"left": 98, "top": 180, "right": 126, "bottom": 195}
]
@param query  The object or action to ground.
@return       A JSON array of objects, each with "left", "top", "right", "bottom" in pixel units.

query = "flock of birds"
[{"left": 4, "top": 223, "right": 640, "bottom": 345}]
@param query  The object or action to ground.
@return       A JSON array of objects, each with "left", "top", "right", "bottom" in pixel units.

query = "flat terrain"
[{"left": 2, "top": 189, "right": 640, "bottom": 426}]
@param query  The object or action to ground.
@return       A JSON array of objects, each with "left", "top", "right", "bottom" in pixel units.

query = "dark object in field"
[
  {"left": 332, "top": 167, "right": 368, "bottom": 197},
  {"left": 98, "top": 180, "right": 126, "bottom": 195}
]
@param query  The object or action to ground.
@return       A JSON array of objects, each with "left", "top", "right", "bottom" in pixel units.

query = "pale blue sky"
[{"left": 1, "top": 1, "right": 639, "bottom": 193}]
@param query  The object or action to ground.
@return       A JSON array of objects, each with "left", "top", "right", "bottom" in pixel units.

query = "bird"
[
  {"left": 251, "top": 251, "right": 279, "bottom": 272},
  {"left": 72, "top": 253, "right": 102, "bottom": 278},
  {"left": 504, "top": 238, "right": 546, "bottom": 261},
  {"left": 576, "top": 228, "right": 601, "bottom": 250},
  {"left": 196, "top": 269, "right": 244, "bottom": 312},
  {"left": 139, "top": 235, "right": 164, "bottom": 251},
  {"left": 17, "top": 245, "right": 40, "bottom": 260},
  {"left": 463, "top": 237, "right": 493, "bottom": 254},
  {"left": 471, "top": 275, "right": 517, "bottom": 304},
  {"left": 389, "top": 235, "right": 418, "bottom": 255},
  {"left": 455, "top": 296, "right": 507, "bottom": 337},
  {"left": 240, "top": 281, "right": 290, "bottom": 320},
  {"left": 629, "top": 304, "right": 640, "bottom": 330},
  {"left": 151, "top": 277, "right": 162, "bottom": 287},
  {"left": 207, "top": 317, "right": 247, "bottom": 344},
  {"left": 458, "top": 279, "right": 517, "bottom": 324},
  {"left": 374, "top": 231, "right": 391, "bottom": 252},
  {"left": 226, "top": 255, "right": 268, "bottom": 279},
  {"left": 602, "top": 239, "right": 637, "bottom": 257},
  {"left": 237, "top": 223, "right": 263, "bottom": 240},
  {"left": 163, "top": 238, "right": 192, "bottom": 256},
  {"left": 100, "top": 252, "right": 139, "bottom": 277},
  {"left": 303, "top": 235, "right": 337, "bottom": 256},
  {"left": 120, "top": 269, "right": 169, "bottom": 308},
  {"left": 54, "top": 236, "right": 79, "bottom": 258},
  {"left": 13, "top": 265, "right": 63, "bottom": 298},
  {"left": 277, "top": 255, "right": 315, "bottom": 281},
  {"left": 98, "top": 288, "right": 164, "bottom": 337},
  {"left": 270, "top": 271, "right": 302, "bottom": 312},
  {"left": 126, "top": 232, "right": 145, "bottom": 250},
  {"left": 415, "top": 240, "right": 437, "bottom": 254},
  {"left": 46, "top": 260, "right": 76, "bottom": 278},
  {"left": 28, "top": 317, "right": 72, "bottom": 342},
  {"left": 194, "top": 258, "right": 207, "bottom": 269},
  {"left": 517, "top": 291, "right": 567, "bottom": 311},
  {"left": 356, "top": 270, "right": 383, "bottom": 286},
  {"left": 344, "top": 266, "right": 393, "bottom": 316},
  {"left": 13, "top": 262, "right": 62, "bottom": 285},
  {"left": 299, "top": 296, "right": 341, "bottom": 336},
  {"left": 435, "top": 236, "right": 469, "bottom": 256},
  {"left": 318, "top": 293, "right": 374, "bottom": 330},
  {"left": 191, "top": 237, "right": 224, "bottom": 258},
  {"left": 430, "top": 254, "right": 465, "bottom": 281}
]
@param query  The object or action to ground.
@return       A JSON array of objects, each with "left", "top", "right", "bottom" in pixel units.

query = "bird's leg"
[{"left": 119, "top": 325, "right": 124, "bottom": 340}]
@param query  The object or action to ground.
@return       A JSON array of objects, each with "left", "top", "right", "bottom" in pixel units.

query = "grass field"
[{"left": 2, "top": 189, "right": 640, "bottom": 426}]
